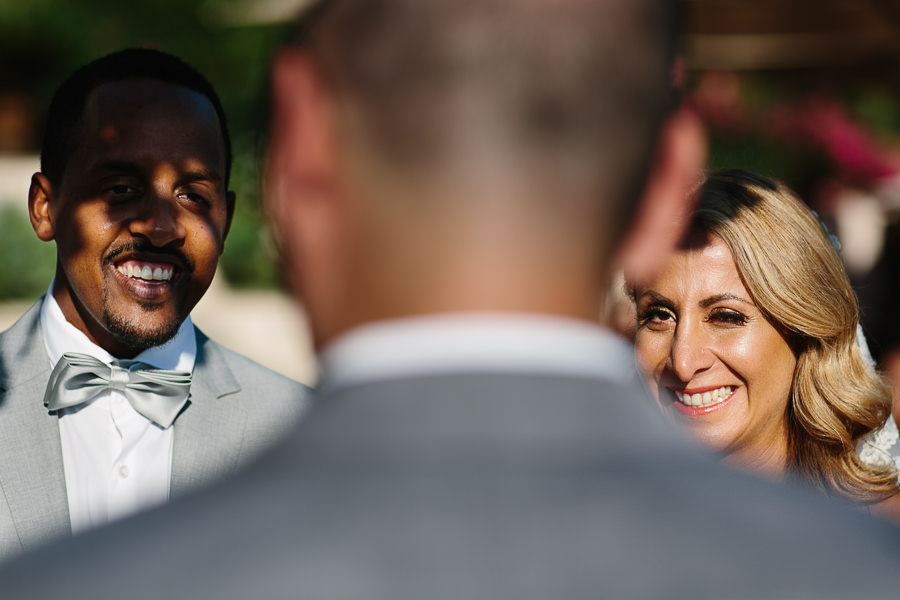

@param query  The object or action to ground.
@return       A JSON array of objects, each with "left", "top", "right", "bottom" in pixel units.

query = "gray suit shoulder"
[
  {"left": 172, "top": 329, "right": 313, "bottom": 480},
  {"left": 193, "top": 327, "right": 312, "bottom": 422},
  {"left": 0, "top": 300, "right": 46, "bottom": 392},
  {"left": 217, "top": 340, "right": 309, "bottom": 392}
]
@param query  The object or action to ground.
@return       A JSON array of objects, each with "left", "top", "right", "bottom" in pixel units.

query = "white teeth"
[
  {"left": 674, "top": 386, "right": 733, "bottom": 408},
  {"left": 117, "top": 264, "right": 174, "bottom": 282}
]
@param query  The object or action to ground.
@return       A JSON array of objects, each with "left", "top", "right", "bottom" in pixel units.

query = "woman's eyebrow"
[
  {"left": 700, "top": 293, "right": 754, "bottom": 308},
  {"left": 637, "top": 290, "right": 672, "bottom": 305}
]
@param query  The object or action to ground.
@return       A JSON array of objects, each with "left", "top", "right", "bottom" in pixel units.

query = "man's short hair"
[
  {"left": 41, "top": 47, "right": 232, "bottom": 186},
  {"left": 287, "top": 0, "right": 681, "bottom": 236}
]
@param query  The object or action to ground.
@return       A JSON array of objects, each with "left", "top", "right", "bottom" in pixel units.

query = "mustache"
[{"left": 103, "top": 240, "right": 195, "bottom": 273}]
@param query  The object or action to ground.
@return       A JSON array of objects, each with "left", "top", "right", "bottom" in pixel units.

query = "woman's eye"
[
  {"left": 639, "top": 307, "right": 675, "bottom": 329},
  {"left": 709, "top": 309, "right": 747, "bottom": 326}
]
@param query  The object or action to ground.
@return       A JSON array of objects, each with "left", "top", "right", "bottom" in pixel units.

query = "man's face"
[{"left": 41, "top": 79, "right": 233, "bottom": 358}]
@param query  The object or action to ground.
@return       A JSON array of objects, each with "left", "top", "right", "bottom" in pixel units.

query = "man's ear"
[
  {"left": 266, "top": 48, "right": 338, "bottom": 204},
  {"left": 264, "top": 47, "right": 343, "bottom": 259},
  {"left": 29, "top": 173, "right": 57, "bottom": 242},
  {"left": 265, "top": 48, "right": 352, "bottom": 348},
  {"left": 613, "top": 107, "right": 707, "bottom": 288}
]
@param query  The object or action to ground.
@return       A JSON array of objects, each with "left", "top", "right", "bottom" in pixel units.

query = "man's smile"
[{"left": 115, "top": 260, "right": 175, "bottom": 282}]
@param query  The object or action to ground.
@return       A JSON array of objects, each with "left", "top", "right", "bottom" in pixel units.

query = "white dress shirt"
[
  {"left": 40, "top": 290, "right": 196, "bottom": 534},
  {"left": 318, "top": 312, "right": 638, "bottom": 391}
]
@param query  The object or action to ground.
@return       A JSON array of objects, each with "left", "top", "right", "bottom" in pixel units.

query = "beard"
[
  {"left": 97, "top": 240, "right": 195, "bottom": 354},
  {"left": 102, "top": 297, "right": 183, "bottom": 354}
]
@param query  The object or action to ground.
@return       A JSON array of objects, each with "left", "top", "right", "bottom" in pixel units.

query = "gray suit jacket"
[
  {"left": 0, "top": 300, "right": 309, "bottom": 561},
  {"left": 2, "top": 371, "right": 900, "bottom": 599}
]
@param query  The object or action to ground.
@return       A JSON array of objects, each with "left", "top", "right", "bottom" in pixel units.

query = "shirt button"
[{"left": 118, "top": 465, "right": 130, "bottom": 479}]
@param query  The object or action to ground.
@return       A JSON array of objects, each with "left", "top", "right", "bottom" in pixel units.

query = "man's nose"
[{"left": 129, "top": 195, "right": 186, "bottom": 247}]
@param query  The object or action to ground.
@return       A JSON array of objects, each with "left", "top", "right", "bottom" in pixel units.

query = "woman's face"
[{"left": 632, "top": 231, "right": 797, "bottom": 472}]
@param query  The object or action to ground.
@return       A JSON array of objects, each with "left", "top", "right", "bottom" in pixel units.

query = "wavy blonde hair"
[{"left": 694, "top": 169, "right": 897, "bottom": 502}]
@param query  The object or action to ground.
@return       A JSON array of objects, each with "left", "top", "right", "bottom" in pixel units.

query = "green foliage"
[
  {"left": 707, "top": 135, "right": 797, "bottom": 183},
  {"left": 219, "top": 133, "right": 282, "bottom": 288},
  {"left": 694, "top": 73, "right": 900, "bottom": 196},
  {"left": 220, "top": 205, "right": 282, "bottom": 289},
  {"left": 847, "top": 88, "right": 900, "bottom": 140},
  {"left": 0, "top": 206, "right": 56, "bottom": 300}
]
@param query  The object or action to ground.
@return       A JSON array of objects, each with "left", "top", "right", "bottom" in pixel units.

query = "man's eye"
[
  {"left": 177, "top": 191, "right": 211, "bottom": 207},
  {"left": 109, "top": 185, "right": 138, "bottom": 195},
  {"left": 103, "top": 184, "right": 140, "bottom": 200}
]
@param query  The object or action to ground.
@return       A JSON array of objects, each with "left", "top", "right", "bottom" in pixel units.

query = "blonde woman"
[{"left": 630, "top": 168, "right": 900, "bottom": 518}]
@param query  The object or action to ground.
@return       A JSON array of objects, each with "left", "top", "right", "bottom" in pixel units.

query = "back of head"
[
  {"left": 289, "top": 0, "right": 681, "bottom": 247},
  {"left": 41, "top": 47, "right": 232, "bottom": 187}
]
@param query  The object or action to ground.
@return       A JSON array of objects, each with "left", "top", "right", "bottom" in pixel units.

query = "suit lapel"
[
  {"left": 0, "top": 301, "right": 71, "bottom": 552},
  {"left": 171, "top": 329, "right": 248, "bottom": 497}
]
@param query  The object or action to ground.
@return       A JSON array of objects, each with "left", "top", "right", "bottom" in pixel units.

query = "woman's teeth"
[
  {"left": 675, "top": 386, "right": 733, "bottom": 408},
  {"left": 117, "top": 264, "right": 173, "bottom": 281}
]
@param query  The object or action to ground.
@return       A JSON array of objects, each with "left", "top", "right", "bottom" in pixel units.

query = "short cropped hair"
[
  {"left": 694, "top": 169, "right": 898, "bottom": 502},
  {"left": 41, "top": 48, "right": 232, "bottom": 186},
  {"left": 285, "top": 0, "right": 682, "bottom": 242}
]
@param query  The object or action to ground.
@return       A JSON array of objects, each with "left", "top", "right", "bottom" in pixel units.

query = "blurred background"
[{"left": 1, "top": 0, "right": 900, "bottom": 387}]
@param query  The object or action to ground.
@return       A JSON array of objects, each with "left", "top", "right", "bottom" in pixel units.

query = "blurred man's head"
[
  {"left": 266, "top": 0, "right": 703, "bottom": 349},
  {"left": 29, "top": 49, "right": 235, "bottom": 358}
]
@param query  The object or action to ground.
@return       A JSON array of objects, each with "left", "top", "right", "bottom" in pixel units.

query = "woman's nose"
[{"left": 668, "top": 321, "right": 715, "bottom": 383}]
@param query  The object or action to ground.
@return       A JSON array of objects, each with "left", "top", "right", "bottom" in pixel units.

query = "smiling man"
[{"left": 0, "top": 48, "right": 307, "bottom": 560}]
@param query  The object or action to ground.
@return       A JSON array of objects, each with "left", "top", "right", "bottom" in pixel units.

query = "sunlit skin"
[
  {"left": 29, "top": 80, "right": 235, "bottom": 358},
  {"left": 632, "top": 232, "right": 797, "bottom": 476}
]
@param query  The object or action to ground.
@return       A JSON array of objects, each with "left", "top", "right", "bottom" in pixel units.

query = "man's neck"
[{"left": 40, "top": 290, "right": 197, "bottom": 372}]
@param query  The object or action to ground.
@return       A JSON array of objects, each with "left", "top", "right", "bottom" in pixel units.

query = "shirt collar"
[
  {"left": 40, "top": 282, "right": 197, "bottom": 372},
  {"left": 318, "top": 312, "right": 639, "bottom": 392}
]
